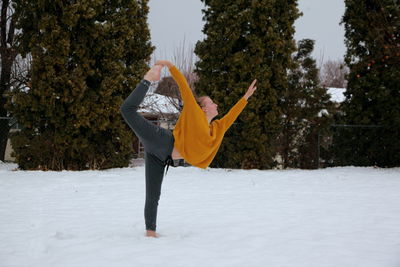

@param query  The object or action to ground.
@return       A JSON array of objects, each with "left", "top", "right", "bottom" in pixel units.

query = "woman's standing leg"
[{"left": 144, "top": 152, "right": 166, "bottom": 233}]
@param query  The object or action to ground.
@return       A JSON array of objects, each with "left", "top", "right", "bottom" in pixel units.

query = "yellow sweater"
[{"left": 170, "top": 66, "right": 248, "bottom": 169}]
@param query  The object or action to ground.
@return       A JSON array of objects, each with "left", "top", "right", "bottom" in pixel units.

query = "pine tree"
[
  {"left": 337, "top": 0, "right": 400, "bottom": 167},
  {"left": 195, "top": 0, "right": 300, "bottom": 169},
  {"left": 281, "top": 39, "right": 335, "bottom": 169},
  {"left": 9, "top": 0, "right": 153, "bottom": 170}
]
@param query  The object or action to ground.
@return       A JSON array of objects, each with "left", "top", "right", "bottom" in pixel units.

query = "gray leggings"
[{"left": 120, "top": 80, "right": 174, "bottom": 231}]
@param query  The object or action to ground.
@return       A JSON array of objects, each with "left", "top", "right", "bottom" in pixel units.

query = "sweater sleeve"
[
  {"left": 169, "top": 65, "right": 197, "bottom": 105},
  {"left": 217, "top": 97, "right": 248, "bottom": 130}
]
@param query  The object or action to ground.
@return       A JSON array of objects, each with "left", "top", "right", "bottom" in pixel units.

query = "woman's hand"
[
  {"left": 155, "top": 60, "right": 173, "bottom": 68},
  {"left": 243, "top": 79, "right": 257, "bottom": 100}
]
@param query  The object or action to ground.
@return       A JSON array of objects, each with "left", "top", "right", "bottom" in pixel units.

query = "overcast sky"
[{"left": 148, "top": 0, "right": 346, "bottom": 65}]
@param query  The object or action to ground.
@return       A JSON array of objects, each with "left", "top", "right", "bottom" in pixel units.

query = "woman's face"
[{"left": 200, "top": 96, "right": 218, "bottom": 118}]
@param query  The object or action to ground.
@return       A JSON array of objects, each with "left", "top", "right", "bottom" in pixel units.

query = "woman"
[{"left": 120, "top": 60, "right": 257, "bottom": 237}]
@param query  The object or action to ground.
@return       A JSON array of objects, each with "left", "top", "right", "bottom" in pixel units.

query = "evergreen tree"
[
  {"left": 280, "top": 39, "right": 335, "bottom": 169},
  {"left": 9, "top": 0, "right": 153, "bottom": 170},
  {"left": 337, "top": 0, "right": 400, "bottom": 167},
  {"left": 195, "top": 0, "right": 300, "bottom": 169}
]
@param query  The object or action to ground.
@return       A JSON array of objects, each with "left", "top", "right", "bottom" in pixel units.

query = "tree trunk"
[{"left": 0, "top": 0, "right": 16, "bottom": 161}]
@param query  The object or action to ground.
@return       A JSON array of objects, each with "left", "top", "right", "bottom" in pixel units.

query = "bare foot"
[
  {"left": 144, "top": 65, "right": 162, "bottom": 82},
  {"left": 145, "top": 230, "right": 159, "bottom": 238}
]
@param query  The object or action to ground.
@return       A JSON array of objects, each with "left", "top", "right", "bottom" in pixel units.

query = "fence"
[
  {"left": 2, "top": 118, "right": 397, "bottom": 168},
  {"left": 242, "top": 123, "right": 396, "bottom": 169},
  {"left": 317, "top": 124, "right": 398, "bottom": 168}
]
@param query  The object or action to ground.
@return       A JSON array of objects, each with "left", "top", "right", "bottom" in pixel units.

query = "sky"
[{"left": 148, "top": 0, "right": 346, "bottom": 65}]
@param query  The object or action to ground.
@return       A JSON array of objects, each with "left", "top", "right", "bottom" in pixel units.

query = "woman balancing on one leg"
[{"left": 120, "top": 60, "right": 257, "bottom": 237}]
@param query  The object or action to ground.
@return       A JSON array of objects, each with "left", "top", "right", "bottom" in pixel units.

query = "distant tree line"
[{"left": 0, "top": 0, "right": 398, "bottom": 169}]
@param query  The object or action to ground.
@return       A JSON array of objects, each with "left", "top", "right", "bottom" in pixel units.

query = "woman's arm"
[
  {"left": 243, "top": 79, "right": 257, "bottom": 100},
  {"left": 156, "top": 60, "right": 198, "bottom": 106},
  {"left": 217, "top": 79, "right": 257, "bottom": 128}
]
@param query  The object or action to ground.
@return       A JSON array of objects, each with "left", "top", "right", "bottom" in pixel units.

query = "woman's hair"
[{"left": 196, "top": 96, "right": 208, "bottom": 107}]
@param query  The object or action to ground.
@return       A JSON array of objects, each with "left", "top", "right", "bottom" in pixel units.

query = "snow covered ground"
[{"left": 1, "top": 163, "right": 400, "bottom": 267}]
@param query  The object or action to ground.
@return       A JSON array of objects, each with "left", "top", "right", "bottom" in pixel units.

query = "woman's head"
[{"left": 197, "top": 96, "right": 218, "bottom": 120}]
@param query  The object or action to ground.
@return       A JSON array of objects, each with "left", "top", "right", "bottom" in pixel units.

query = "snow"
[
  {"left": 327, "top": 87, "right": 346, "bottom": 103},
  {"left": 1, "top": 163, "right": 400, "bottom": 267},
  {"left": 138, "top": 93, "right": 179, "bottom": 115},
  {"left": 318, "top": 108, "right": 329, "bottom": 117}
]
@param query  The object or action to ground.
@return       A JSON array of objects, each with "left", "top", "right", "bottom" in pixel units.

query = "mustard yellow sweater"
[{"left": 169, "top": 66, "right": 248, "bottom": 169}]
